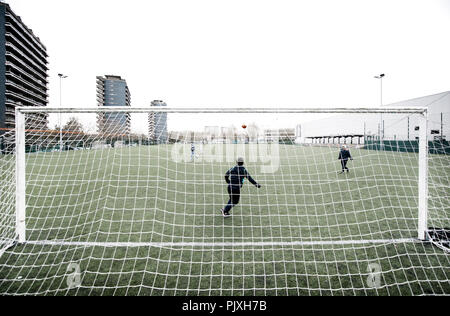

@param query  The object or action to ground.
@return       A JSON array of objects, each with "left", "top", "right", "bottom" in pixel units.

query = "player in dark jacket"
[
  {"left": 220, "top": 157, "right": 261, "bottom": 217},
  {"left": 190, "top": 143, "right": 195, "bottom": 161},
  {"left": 338, "top": 145, "right": 353, "bottom": 173}
]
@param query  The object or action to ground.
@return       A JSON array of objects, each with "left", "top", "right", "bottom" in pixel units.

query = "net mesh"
[{"left": 0, "top": 109, "right": 448, "bottom": 295}]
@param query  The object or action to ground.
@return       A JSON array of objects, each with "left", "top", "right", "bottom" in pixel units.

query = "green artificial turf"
[{"left": 0, "top": 144, "right": 448, "bottom": 295}]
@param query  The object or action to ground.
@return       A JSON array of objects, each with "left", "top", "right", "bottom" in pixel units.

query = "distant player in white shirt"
[{"left": 191, "top": 143, "right": 195, "bottom": 161}]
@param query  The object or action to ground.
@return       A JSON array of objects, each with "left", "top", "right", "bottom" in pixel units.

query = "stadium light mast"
[
  {"left": 374, "top": 74, "right": 385, "bottom": 149},
  {"left": 374, "top": 74, "right": 385, "bottom": 106},
  {"left": 58, "top": 73, "right": 68, "bottom": 152}
]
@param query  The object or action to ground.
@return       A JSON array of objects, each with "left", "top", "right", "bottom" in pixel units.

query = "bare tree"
[{"left": 63, "top": 117, "right": 84, "bottom": 133}]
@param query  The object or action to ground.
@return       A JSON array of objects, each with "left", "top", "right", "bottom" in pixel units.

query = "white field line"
[{"left": 23, "top": 238, "right": 421, "bottom": 248}]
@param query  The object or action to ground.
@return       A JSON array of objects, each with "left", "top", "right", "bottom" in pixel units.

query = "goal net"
[{"left": 0, "top": 107, "right": 448, "bottom": 296}]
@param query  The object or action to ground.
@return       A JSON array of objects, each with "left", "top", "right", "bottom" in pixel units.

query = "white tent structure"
[{"left": 296, "top": 91, "right": 450, "bottom": 144}]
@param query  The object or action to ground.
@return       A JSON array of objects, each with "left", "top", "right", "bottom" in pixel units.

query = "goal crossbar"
[{"left": 16, "top": 106, "right": 428, "bottom": 114}]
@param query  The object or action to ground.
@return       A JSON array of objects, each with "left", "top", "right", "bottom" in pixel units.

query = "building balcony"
[
  {"left": 5, "top": 31, "right": 48, "bottom": 69},
  {"left": 5, "top": 44, "right": 47, "bottom": 78},
  {"left": 96, "top": 88, "right": 105, "bottom": 96},
  {"left": 5, "top": 61, "right": 48, "bottom": 87},
  {"left": 5, "top": 43, "right": 48, "bottom": 79},
  {"left": 3, "top": 101, "right": 48, "bottom": 128},
  {"left": 5, "top": 91, "right": 46, "bottom": 107},
  {"left": 4, "top": 22, "right": 48, "bottom": 62},
  {"left": 2, "top": 106, "right": 47, "bottom": 130},
  {"left": 5, "top": 71, "right": 48, "bottom": 98},
  {"left": 5, "top": 59, "right": 48, "bottom": 90},
  {"left": 5, "top": 12, "right": 48, "bottom": 56},
  {"left": 5, "top": 80, "right": 48, "bottom": 104},
  {"left": 3, "top": 114, "right": 15, "bottom": 128}
]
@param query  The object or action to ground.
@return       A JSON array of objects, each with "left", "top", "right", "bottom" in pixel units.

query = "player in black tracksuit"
[
  {"left": 220, "top": 157, "right": 261, "bottom": 217},
  {"left": 338, "top": 145, "right": 353, "bottom": 173}
]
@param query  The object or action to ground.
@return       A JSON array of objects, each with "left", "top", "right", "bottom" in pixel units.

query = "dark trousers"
[
  {"left": 341, "top": 159, "right": 349, "bottom": 171},
  {"left": 224, "top": 185, "right": 240, "bottom": 213}
]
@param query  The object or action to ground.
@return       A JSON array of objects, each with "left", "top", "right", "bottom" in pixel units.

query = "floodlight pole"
[
  {"left": 58, "top": 73, "right": 68, "bottom": 152},
  {"left": 374, "top": 74, "right": 385, "bottom": 149},
  {"left": 417, "top": 111, "right": 429, "bottom": 240}
]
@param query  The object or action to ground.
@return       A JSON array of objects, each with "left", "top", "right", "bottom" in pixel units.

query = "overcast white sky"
[{"left": 6, "top": 0, "right": 450, "bottom": 133}]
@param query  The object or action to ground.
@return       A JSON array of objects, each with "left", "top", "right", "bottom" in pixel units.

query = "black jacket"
[
  {"left": 338, "top": 149, "right": 352, "bottom": 160},
  {"left": 225, "top": 165, "right": 258, "bottom": 188}
]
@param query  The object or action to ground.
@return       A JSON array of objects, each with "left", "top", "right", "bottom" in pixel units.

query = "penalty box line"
[{"left": 23, "top": 238, "right": 421, "bottom": 248}]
